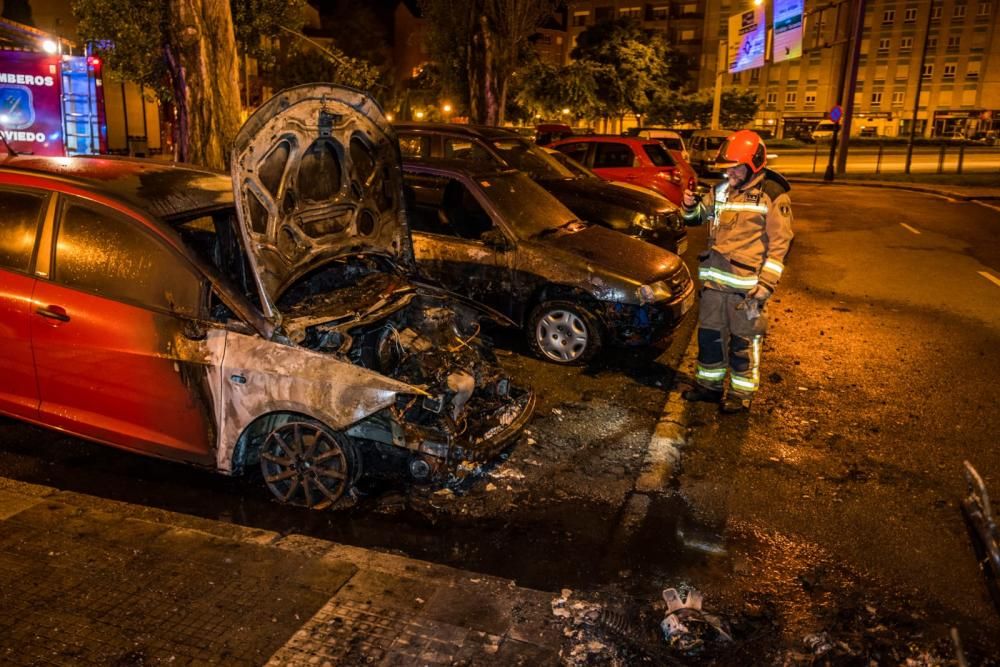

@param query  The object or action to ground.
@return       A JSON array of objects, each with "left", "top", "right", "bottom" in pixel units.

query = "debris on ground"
[
  {"left": 550, "top": 589, "right": 629, "bottom": 666},
  {"left": 660, "top": 587, "right": 731, "bottom": 653}
]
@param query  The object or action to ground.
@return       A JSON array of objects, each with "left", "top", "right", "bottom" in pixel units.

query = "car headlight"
[
  {"left": 637, "top": 280, "right": 673, "bottom": 304},
  {"left": 633, "top": 212, "right": 656, "bottom": 230}
]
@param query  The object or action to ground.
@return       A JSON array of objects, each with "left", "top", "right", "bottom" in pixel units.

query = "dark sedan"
[
  {"left": 402, "top": 161, "right": 694, "bottom": 364},
  {"left": 395, "top": 123, "right": 687, "bottom": 255}
]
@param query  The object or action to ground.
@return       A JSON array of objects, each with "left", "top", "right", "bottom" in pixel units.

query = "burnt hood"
[
  {"left": 231, "top": 85, "right": 412, "bottom": 317},
  {"left": 535, "top": 224, "right": 684, "bottom": 285},
  {"left": 541, "top": 176, "right": 675, "bottom": 213}
]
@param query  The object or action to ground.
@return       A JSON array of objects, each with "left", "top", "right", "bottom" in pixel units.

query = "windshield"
[
  {"left": 479, "top": 171, "right": 578, "bottom": 239},
  {"left": 489, "top": 138, "right": 575, "bottom": 179},
  {"left": 705, "top": 136, "right": 726, "bottom": 150},
  {"left": 547, "top": 149, "right": 597, "bottom": 179},
  {"left": 662, "top": 138, "right": 684, "bottom": 152},
  {"left": 643, "top": 144, "right": 676, "bottom": 167}
]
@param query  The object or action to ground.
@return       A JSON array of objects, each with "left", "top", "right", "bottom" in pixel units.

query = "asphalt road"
[
  {"left": 1, "top": 184, "right": 998, "bottom": 661},
  {"left": 770, "top": 145, "right": 1000, "bottom": 174}
]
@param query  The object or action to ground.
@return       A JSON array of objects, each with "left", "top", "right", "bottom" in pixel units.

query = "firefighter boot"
[
  {"left": 721, "top": 393, "right": 752, "bottom": 414},
  {"left": 683, "top": 385, "right": 723, "bottom": 403}
]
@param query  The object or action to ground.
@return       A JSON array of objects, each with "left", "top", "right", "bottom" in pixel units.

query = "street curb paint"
[
  {"left": 634, "top": 331, "right": 698, "bottom": 494},
  {"left": 788, "top": 177, "right": 1000, "bottom": 202}
]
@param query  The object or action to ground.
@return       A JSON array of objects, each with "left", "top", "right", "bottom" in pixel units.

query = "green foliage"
[
  {"left": 268, "top": 42, "right": 381, "bottom": 94},
  {"left": 517, "top": 61, "right": 602, "bottom": 119},
  {"left": 647, "top": 88, "right": 761, "bottom": 129},
  {"left": 720, "top": 89, "right": 761, "bottom": 128},
  {"left": 231, "top": 0, "right": 306, "bottom": 67}
]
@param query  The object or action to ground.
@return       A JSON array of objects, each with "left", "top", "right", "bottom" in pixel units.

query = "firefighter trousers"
[{"left": 694, "top": 288, "right": 768, "bottom": 399}]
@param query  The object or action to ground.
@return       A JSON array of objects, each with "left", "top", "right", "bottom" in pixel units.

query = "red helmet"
[{"left": 716, "top": 129, "right": 767, "bottom": 174}]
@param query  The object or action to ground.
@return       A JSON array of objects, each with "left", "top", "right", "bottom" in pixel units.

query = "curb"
[
  {"left": 787, "top": 176, "right": 1000, "bottom": 201},
  {"left": 634, "top": 331, "right": 698, "bottom": 493}
]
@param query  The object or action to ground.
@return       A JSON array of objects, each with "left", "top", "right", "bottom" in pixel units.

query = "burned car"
[
  {"left": 0, "top": 85, "right": 533, "bottom": 509},
  {"left": 403, "top": 160, "right": 695, "bottom": 364}
]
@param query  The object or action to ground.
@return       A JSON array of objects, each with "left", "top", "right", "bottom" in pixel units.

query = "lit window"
[
  {"left": 680, "top": 29, "right": 696, "bottom": 41},
  {"left": 966, "top": 61, "right": 981, "bottom": 78},
  {"left": 573, "top": 11, "right": 589, "bottom": 27},
  {"left": 651, "top": 5, "right": 668, "bottom": 20}
]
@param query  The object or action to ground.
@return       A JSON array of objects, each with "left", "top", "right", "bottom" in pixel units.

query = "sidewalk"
[
  {"left": 0, "top": 477, "right": 562, "bottom": 666},
  {"left": 788, "top": 175, "right": 1000, "bottom": 201}
]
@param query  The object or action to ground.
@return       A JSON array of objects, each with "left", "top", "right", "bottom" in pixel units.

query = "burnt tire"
[
  {"left": 259, "top": 419, "right": 359, "bottom": 510},
  {"left": 527, "top": 299, "right": 603, "bottom": 365}
]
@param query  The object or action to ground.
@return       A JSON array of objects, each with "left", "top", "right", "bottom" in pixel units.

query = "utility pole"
[
  {"left": 711, "top": 41, "right": 727, "bottom": 129},
  {"left": 834, "top": 0, "right": 868, "bottom": 174},
  {"left": 823, "top": 0, "right": 850, "bottom": 181},
  {"left": 905, "top": 0, "right": 936, "bottom": 173}
]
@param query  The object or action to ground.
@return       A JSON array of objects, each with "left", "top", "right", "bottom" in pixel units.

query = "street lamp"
[
  {"left": 41, "top": 40, "right": 57, "bottom": 54},
  {"left": 442, "top": 103, "right": 453, "bottom": 114},
  {"left": 561, "top": 107, "right": 571, "bottom": 116},
  {"left": 415, "top": 110, "right": 425, "bottom": 120}
]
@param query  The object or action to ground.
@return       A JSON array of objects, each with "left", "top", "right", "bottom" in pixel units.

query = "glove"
[
  {"left": 747, "top": 284, "right": 773, "bottom": 302},
  {"left": 682, "top": 189, "right": 697, "bottom": 208}
]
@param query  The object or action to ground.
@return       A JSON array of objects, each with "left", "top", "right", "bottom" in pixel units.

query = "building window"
[
  {"left": 732, "top": 71, "right": 742, "bottom": 83},
  {"left": 595, "top": 6, "right": 614, "bottom": 22},
  {"left": 882, "top": 9, "right": 895, "bottom": 22},
  {"left": 896, "top": 63, "right": 910, "bottom": 79},
  {"left": 931, "top": 5, "right": 942, "bottom": 19},
  {"left": 943, "top": 63, "right": 957, "bottom": 78},
  {"left": 573, "top": 11, "right": 589, "bottom": 27},
  {"left": 954, "top": 4, "right": 966, "bottom": 18},
  {"left": 620, "top": 6, "right": 641, "bottom": 19},
  {"left": 878, "top": 38, "right": 890, "bottom": 52},
  {"left": 978, "top": 2, "right": 991, "bottom": 15},
  {"left": 904, "top": 7, "right": 918, "bottom": 21},
  {"left": 766, "top": 92, "right": 777, "bottom": 105},
  {"left": 967, "top": 61, "right": 981, "bottom": 78},
  {"left": 927, "top": 36, "right": 938, "bottom": 49},
  {"left": 892, "top": 91, "right": 905, "bottom": 106},
  {"left": 682, "top": 3, "right": 698, "bottom": 15},
  {"left": 805, "top": 92, "right": 817, "bottom": 105},
  {"left": 680, "top": 29, "right": 697, "bottom": 41},
  {"left": 947, "top": 35, "right": 961, "bottom": 49},
  {"left": 871, "top": 92, "right": 883, "bottom": 106},
  {"left": 922, "top": 63, "right": 934, "bottom": 77},
  {"left": 650, "top": 5, "right": 668, "bottom": 20},
  {"left": 900, "top": 37, "right": 913, "bottom": 50},
  {"left": 786, "top": 91, "right": 797, "bottom": 104},
  {"left": 750, "top": 69, "right": 760, "bottom": 82}
]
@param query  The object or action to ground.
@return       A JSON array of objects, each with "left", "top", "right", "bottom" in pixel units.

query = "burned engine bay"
[{"left": 276, "top": 254, "right": 534, "bottom": 480}]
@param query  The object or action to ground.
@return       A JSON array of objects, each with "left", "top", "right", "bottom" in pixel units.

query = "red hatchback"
[{"left": 548, "top": 136, "right": 695, "bottom": 206}]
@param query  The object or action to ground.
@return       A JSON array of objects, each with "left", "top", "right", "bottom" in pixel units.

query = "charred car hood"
[
  {"left": 540, "top": 177, "right": 675, "bottom": 214},
  {"left": 231, "top": 84, "right": 412, "bottom": 317},
  {"left": 529, "top": 225, "right": 683, "bottom": 286}
]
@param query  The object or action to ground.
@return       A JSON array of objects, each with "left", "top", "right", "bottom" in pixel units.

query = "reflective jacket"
[{"left": 681, "top": 169, "right": 794, "bottom": 294}]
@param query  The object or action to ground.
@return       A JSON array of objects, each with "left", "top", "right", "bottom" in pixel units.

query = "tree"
[
  {"left": 73, "top": 0, "right": 305, "bottom": 169},
  {"left": 517, "top": 61, "right": 602, "bottom": 120},
  {"left": 720, "top": 89, "right": 761, "bottom": 128},
  {"left": 420, "top": 0, "right": 557, "bottom": 125}
]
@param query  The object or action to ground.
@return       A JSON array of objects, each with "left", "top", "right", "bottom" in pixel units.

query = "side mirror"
[{"left": 480, "top": 228, "right": 509, "bottom": 250}]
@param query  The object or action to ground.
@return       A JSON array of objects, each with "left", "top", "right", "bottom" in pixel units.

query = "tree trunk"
[
  {"left": 166, "top": 0, "right": 242, "bottom": 170},
  {"left": 497, "top": 77, "right": 507, "bottom": 127}
]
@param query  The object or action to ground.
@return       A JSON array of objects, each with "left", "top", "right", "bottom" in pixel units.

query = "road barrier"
[{"left": 774, "top": 142, "right": 1000, "bottom": 176}]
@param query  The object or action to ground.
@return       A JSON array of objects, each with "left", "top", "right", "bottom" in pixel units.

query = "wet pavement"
[{"left": 1, "top": 183, "right": 1000, "bottom": 663}]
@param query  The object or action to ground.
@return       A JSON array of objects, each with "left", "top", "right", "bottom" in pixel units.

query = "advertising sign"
[
  {"left": 773, "top": 0, "right": 804, "bottom": 63},
  {"left": 0, "top": 51, "right": 64, "bottom": 156},
  {"left": 728, "top": 8, "right": 766, "bottom": 74}
]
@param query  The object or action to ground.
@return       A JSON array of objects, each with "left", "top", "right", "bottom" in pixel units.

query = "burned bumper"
[{"left": 599, "top": 282, "right": 696, "bottom": 347}]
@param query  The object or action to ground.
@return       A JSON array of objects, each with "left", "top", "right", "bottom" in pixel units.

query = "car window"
[
  {"left": 433, "top": 178, "right": 495, "bottom": 240},
  {"left": 706, "top": 136, "right": 725, "bottom": 150},
  {"left": 593, "top": 142, "right": 636, "bottom": 168},
  {"left": 489, "top": 139, "right": 574, "bottom": 179},
  {"left": 642, "top": 143, "right": 676, "bottom": 167},
  {"left": 662, "top": 138, "right": 684, "bottom": 152},
  {"left": 554, "top": 141, "right": 590, "bottom": 164},
  {"left": 443, "top": 138, "right": 496, "bottom": 164},
  {"left": 0, "top": 188, "right": 46, "bottom": 273},
  {"left": 398, "top": 134, "right": 431, "bottom": 159},
  {"left": 54, "top": 200, "right": 202, "bottom": 317}
]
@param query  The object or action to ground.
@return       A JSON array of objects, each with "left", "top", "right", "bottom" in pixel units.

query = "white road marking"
[
  {"left": 899, "top": 223, "right": 921, "bottom": 235},
  {"left": 978, "top": 271, "right": 1000, "bottom": 288},
  {"left": 973, "top": 200, "right": 1000, "bottom": 214}
]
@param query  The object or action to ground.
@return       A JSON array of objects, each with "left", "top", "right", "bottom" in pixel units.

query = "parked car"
[
  {"left": 402, "top": 160, "right": 695, "bottom": 364},
  {"left": 535, "top": 123, "right": 574, "bottom": 146},
  {"left": 810, "top": 120, "right": 838, "bottom": 142},
  {"left": 548, "top": 135, "right": 695, "bottom": 206},
  {"left": 395, "top": 122, "right": 687, "bottom": 253},
  {"left": 687, "top": 129, "right": 731, "bottom": 176},
  {"left": 970, "top": 131, "right": 998, "bottom": 146},
  {"left": 0, "top": 84, "right": 534, "bottom": 509},
  {"left": 625, "top": 127, "right": 690, "bottom": 163}
]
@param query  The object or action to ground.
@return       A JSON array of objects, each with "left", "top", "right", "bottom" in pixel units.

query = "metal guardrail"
[{"left": 771, "top": 142, "right": 1000, "bottom": 176}]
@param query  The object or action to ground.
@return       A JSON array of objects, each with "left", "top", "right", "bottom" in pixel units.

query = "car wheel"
[
  {"left": 527, "top": 300, "right": 603, "bottom": 364},
  {"left": 259, "top": 419, "right": 359, "bottom": 509}
]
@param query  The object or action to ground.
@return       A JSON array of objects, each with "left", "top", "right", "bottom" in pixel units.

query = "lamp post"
[{"left": 904, "top": 0, "right": 937, "bottom": 173}]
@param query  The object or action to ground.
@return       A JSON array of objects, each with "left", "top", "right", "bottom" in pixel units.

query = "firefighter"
[{"left": 680, "top": 129, "right": 794, "bottom": 413}]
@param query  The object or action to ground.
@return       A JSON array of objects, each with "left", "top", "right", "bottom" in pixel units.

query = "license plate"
[
  {"left": 677, "top": 239, "right": 688, "bottom": 255},
  {"left": 680, "top": 290, "right": 695, "bottom": 315}
]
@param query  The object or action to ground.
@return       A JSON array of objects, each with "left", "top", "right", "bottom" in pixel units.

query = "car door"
[
  {"left": 30, "top": 194, "right": 218, "bottom": 464},
  {"left": 590, "top": 141, "right": 641, "bottom": 185},
  {"left": 404, "top": 173, "right": 515, "bottom": 316},
  {"left": 0, "top": 186, "right": 51, "bottom": 420},
  {"left": 553, "top": 141, "right": 592, "bottom": 168}
]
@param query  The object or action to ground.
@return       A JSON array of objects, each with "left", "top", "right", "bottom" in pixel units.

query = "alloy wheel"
[{"left": 260, "top": 421, "right": 352, "bottom": 509}]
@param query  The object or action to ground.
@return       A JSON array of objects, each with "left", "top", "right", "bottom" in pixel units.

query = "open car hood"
[{"left": 231, "top": 85, "right": 413, "bottom": 318}]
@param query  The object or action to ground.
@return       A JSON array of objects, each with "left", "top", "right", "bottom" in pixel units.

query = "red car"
[
  {"left": 548, "top": 136, "right": 695, "bottom": 206},
  {"left": 0, "top": 84, "right": 533, "bottom": 510}
]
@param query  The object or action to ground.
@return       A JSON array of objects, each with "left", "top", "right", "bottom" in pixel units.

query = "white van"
[{"left": 811, "top": 121, "right": 838, "bottom": 141}]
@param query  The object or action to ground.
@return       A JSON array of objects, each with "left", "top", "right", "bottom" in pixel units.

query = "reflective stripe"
[
  {"left": 730, "top": 375, "right": 757, "bottom": 392},
  {"left": 763, "top": 259, "right": 784, "bottom": 276},
  {"left": 732, "top": 336, "right": 763, "bottom": 393},
  {"left": 716, "top": 202, "right": 768, "bottom": 214},
  {"left": 682, "top": 206, "right": 701, "bottom": 220},
  {"left": 698, "top": 266, "right": 759, "bottom": 289},
  {"left": 696, "top": 365, "right": 727, "bottom": 380}
]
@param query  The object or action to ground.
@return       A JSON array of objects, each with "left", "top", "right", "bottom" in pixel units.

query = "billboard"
[
  {"left": 728, "top": 8, "right": 766, "bottom": 74},
  {"left": 773, "top": 0, "right": 804, "bottom": 63},
  {"left": 0, "top": 51, "right": 65, "bottom": 156}
]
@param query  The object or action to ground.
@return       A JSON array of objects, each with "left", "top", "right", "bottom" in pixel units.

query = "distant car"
[
  {"left": 535, "top": 123, "right": 573, "bottom": 146},
  {"left": 402, "top": 161, "right": 695, "bottom": 364},
  {"left": 810, "top": 121, "right": 838, "bottom": 142},
  {"left": 626, "top": 127, "right": 690, "bottom": 163},
  {"left": 0, "top": 85, "right": 534, "bottom": 510},
  {"left": 548, "top": 135, "right": 695, "bottom": 206},
  {"left": 395, "top": 123, "right": 687, "bottom": 253},
  {"left": 970, "top": 131, "right": 997, "bottom": 146},
  {"left": 687, "top": 129, "right": 731, "bottom": 176}
]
